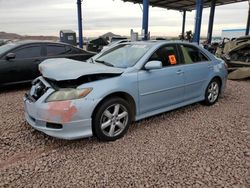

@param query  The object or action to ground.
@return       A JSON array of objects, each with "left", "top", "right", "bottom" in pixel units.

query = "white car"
[{"left": 102, "top": 39, "right": 130, "bottom": 52}]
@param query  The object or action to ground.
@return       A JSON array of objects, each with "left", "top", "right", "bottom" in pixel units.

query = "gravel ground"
[{"left": 0, "top": 80, "right": 250, "bottom": 187}]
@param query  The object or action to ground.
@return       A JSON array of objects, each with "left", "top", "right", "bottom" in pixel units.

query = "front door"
[{"left": 138, "top": 45, "right": 185, "bottom": 114}]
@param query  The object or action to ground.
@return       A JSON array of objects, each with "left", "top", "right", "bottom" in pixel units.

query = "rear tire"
[
  {"left": 93, "top": 97, "right": 132, "bottom": 141},
  {"left": 203, "top": 78, "right": 221, "bottom": 106}
]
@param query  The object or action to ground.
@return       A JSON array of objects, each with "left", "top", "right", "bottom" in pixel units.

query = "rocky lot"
[{"left": 0, "top": 80, "right": 249, "bottom": 187}]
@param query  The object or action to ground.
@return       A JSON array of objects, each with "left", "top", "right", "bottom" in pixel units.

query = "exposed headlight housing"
[{"left": 46, "top": 88, "right": 92, "bottom": 102}]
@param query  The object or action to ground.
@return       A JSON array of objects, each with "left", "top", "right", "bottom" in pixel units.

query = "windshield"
[
  {"left": 0, "top": 43, "right": 16, "bottom": 55},
  {"left": 95, "top": 44, "right": 152, "bottom": 68}
]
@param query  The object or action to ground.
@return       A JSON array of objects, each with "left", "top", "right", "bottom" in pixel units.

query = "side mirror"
[
  {"left": 5, "top": 53, "right": 16, "bottom": 60},
  {"left": 145, "top": 61, "right": 162, "bottom": 70}
]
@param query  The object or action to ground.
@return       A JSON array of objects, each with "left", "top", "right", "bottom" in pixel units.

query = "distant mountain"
[
  {"left": 101, "top": 32, "right": 121, "bottom": 39},
  {"left": 0, "top": 32, "right": 21, "bottom": 39},
  {"left": 0, "top": 31, "right": 59, "bottom": 41}
]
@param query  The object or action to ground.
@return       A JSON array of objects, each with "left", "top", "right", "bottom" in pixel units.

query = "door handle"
[{"left": 176, "top": 70, "right": 184, "bottom": 75}]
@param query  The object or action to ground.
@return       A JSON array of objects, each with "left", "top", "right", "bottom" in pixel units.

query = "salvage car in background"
[
  {"left": 24, "top": 41, "right": 228, "bottom": 141},
  {"left": 216, "top": 36, "right": 250, "bottom": 80},
  {"left": 86, "top": 37, "right": 109, "bottom": 52},
  {"left": 0, "top": 41, "right": 95, "bottom": 86},
  {"left": 101, "top": 39, "right": 130, "bottom": 52},
  {"left": 0, "top": 39, "right": 11, "bottom": 46}
]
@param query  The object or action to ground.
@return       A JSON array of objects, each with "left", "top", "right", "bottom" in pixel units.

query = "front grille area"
[{"left": 31, "top": 79, "right": 48, "bottom": 101}]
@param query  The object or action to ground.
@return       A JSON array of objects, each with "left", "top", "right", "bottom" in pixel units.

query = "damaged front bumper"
[{"left": 23, "top": 77, "right": 98, "bottom": 140}]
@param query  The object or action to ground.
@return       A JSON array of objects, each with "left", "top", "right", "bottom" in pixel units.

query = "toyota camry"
[{"left": 24, "top": 41, "right": 228, "bottom": 141}]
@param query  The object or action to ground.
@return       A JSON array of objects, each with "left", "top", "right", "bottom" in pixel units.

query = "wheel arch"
[
  {"left": 92, "top": 91, "right": 137, "bottom": 122},
  {"left": 211, "top": 76, "right": 222, "bottom": 91}
]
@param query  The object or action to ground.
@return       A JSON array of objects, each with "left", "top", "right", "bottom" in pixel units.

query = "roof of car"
[
  {"left": 123, "top": 40, "right": 199, "bottom": 46},
  {"left": 14, "top": 40, "right": 62, "bottom": 45},
  {"left": 5, "top": 40, "right": 85, "bottom": 50},
  {"left": 0, "top": 40, "right": 90, "bottom": 54}
]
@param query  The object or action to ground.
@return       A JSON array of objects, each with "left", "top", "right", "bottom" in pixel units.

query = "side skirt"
[{"left": 135, "top": 96, "right": 204, "bottom": 121}]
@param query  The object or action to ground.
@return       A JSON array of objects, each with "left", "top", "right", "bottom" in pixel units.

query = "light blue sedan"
[{"left": 24, "top": 41, "right": 228, "bottom": 141}]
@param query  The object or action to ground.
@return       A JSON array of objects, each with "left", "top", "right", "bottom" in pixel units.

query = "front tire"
[
  {"left": 93, "top": 97, "right": 132, "bottom": 141},
  {"left": 203, "top": 78, "right": 221, "bottom": 106}
]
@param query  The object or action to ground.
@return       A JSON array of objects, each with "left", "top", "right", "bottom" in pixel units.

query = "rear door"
[
  {"left": 178, "top": 44, "right": 212, "bottom": 101},
  {"left": 138, "top": 44, "right": 185, "bottom": 114}
]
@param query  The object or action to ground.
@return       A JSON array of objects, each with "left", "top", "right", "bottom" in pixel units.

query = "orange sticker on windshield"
[{"left": 169, "top": 55, "right": 177, "bottom": 65}]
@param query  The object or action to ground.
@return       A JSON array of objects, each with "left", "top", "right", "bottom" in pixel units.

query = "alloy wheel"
[
  {"left": 207, "top": 81, "right": 219, "bottom": 103},
  {"left": 100, "top": 103, "right": 129, "bottom": 137}
]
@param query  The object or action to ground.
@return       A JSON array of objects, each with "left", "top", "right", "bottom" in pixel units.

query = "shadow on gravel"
[
  {"left": 127, "top": 103, "right": 202, "bottom": 136},
  {"left": 0, "top": 83, "right": 31, "bottom": 93}
]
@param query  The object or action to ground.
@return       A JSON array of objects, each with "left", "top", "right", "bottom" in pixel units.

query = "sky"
[{"left": 0, "top": 0, "right": 248, "bottom": 38}]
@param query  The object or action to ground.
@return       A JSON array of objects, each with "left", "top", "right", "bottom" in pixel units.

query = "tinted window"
[
  {"left": 148, "top": 45, "right": 179, "bottom": 67},
  {"left": 47, "top": 45, "right": 66, "bottom": 56},
  {"left": 180, "top": 45, "right": 209, "bottom": 64},
  {"left": 14, "top": 46, "right": 41, "bottom": 59},
  {"left": 65, "top": 46, "right": 83, "bottom": 54}
]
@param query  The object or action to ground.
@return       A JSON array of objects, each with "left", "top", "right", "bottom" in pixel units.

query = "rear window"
[
  {"left": 47, "top": 45, "right": 66, "bottom": 56},
  {"left": 65, "top": 46, "right": 83, "bottom": 54}
]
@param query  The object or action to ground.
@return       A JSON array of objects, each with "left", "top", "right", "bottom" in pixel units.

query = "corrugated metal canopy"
[{"left": 122, "top": 0, "right": 248, "bottom": 11}]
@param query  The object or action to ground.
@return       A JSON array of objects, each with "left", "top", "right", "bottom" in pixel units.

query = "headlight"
[{"left": 46, "top": 88, "right": 92, "bottom": 102}]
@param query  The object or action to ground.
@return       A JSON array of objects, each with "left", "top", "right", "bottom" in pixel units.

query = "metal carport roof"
[
  {"left": 120, "top": 0, "right": 249, "bottom": 43},
  {"left": 122, "top": 0, "right": 248, "bottom": 11},
  {"left": 76, "top": 0, "right": 249, "bottom": 48}
]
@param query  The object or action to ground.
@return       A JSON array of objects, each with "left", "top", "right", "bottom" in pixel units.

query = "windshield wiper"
[{"left": 95, "top": 60, "right": 114, "bottom": 67}]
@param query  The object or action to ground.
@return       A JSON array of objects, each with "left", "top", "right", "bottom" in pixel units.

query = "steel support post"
[
  {"left": 142, "top": 0, "right": 149, "bottom": 40},
  {"left": 182, "top": 10, "right": 186, "bottom": 39},
  {"left": 193, "top": 0, "right": 204, "bottom": 44},
  {"left": 207, "top": 0, "right": 216, "bottom": 44},
  {"left": 77, "top": 0, "right": 83, "bottom": 48},
  {"left": 246, "top": 3, "right": 250, "bottom": 35}
]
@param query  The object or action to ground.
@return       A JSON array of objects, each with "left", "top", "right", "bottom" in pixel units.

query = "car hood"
[{"left": 39, "top": 58, "right": 124, "bottom": 81}]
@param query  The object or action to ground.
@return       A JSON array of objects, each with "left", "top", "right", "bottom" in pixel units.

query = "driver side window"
[
  {"left": 148, "top": 45, "right": 179, "bottom": 67},
  {"left": 14, "top": 46, "right": 41, "bottom": 59}
]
